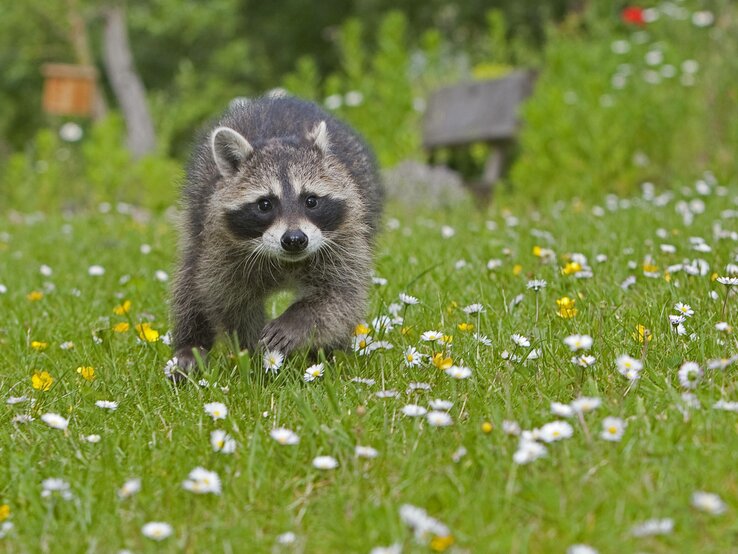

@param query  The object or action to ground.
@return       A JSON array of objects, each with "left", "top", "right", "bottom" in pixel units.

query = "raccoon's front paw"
[
  {"left": 259, "top": 319, "right": 306, "bottom": 356},
  {"left": 165, "top": 348, "right": 207, "bottom": 384}
]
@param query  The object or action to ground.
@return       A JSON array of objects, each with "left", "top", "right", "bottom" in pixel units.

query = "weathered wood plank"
[{"left": 422, "top": 70, "right": 536, "bottom": 148}]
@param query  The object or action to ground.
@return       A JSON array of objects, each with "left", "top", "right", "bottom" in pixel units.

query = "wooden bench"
[{"left": 422, "top": 70, "right": 536, "bottom": 200}]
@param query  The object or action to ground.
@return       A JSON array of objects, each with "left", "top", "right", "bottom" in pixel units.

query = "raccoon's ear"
[
  {"left": 211, "top": 126, "right": 254, "bottom": 177},
  {"left": 307, "top": 120, "right": 329, "bottom": 154}
]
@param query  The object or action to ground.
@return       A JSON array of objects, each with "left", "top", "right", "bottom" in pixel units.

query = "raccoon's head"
[{"left": 209, "top": 121, "right": 355, "bottom": 262}]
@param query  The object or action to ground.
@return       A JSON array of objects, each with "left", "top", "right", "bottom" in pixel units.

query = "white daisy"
[
  {"left": 564, "top": 334, "right": 593, "bottom": 351},
  {"left": 526, "top": 279, "right": 547, "bottom": 291},
  {"left": 462, "top": 303, "right": 485, "bottom": 314},
  {"left": 567, "top": 545, "right": 598, "bottom": 554},
  {"left": 41, "top": 413, "right": 69, "bottom": 430},
  {"left": 95, "top": 400, "right": 118, "bottom": 410},
  {"left": 571, "top": 355, "right": 597, "bottom": 368},
  {"left": 142, "top": 522, "right": 173, "bottom": 541},
  {"left": 511, "top": 334, "right": 530, "bottom": 348},
  {"left": 276, "top": 532, "right": 297, "bottom": 545},
  {"left": 428, "top": 399, "right": 453, "bottom": 411},
  {"left": 445, "top": 365, "right": 472, "bottom": 379},
  {"left": 263, "top": 350, "right": 284, "bottom": 373},
  {"left": 204, "top": 402, "right": 228, "bottom": 420},
  {"left": 182, "top": 467, "right": 221, "bottom": 495},
  {"left": 420, "top": 330, "right": 444, "bottom": 342},
  {"left": 674, "top": 302, "right": 694, "bottom": 317},
  {"left": 355, "top": 445, "right": 379, "bottom": 459},
  {"left": 616, "top": 355, "right": 643, "bottom": 377},
  {"left": 600, "top": 417, "right": 626, "bottom": 442},
  {"left": 404, "top": 346, "right": 423, "bottom": 368},
  {"left": 691, "top": 491, "right": 726, "bottom": 515},
  {"left": 312, "top": 455, "right": 339, "bottom": 470},
  {"left": 426, "top": 411, "right": 453, "bottom": 427},
  {"left": 118, "top": 478, "right": 142, "bottom": 499},
  {"left": 513, "top": 440, "right": 547, "bottom": 464},
  {"left": 538, "top": 421, "right": 574, "bottom": 442},
  {"left": 551, "top": 402, "right": 575, "bottom": 418},
  {"left": 270, "top": 427, "right": 299, "bottom": 445},
  {"left": 303, "top": 363, "right": 324, "bottom": 382},
  {"left": 571, "top": 396, "right": 602, "bottom": 414},
  {"left": 401, "top": 404, "right": 428, "bottom": 417},
  {"left": 502, "top": 420, "right": 521, "bottom": 435},
  {"left": 678, "top": 361, "right": 702, "bottom": 389},
  {"left": 630, "top": 518, "right": 674, "bottom": 537},
  {"left": 41, "top": 478, "right": 73, "bottom": 500},
  {"left": 399, "top": 293, "right": 419, "bottom": 305},
  {"left": 210, "top": 430, "right": 237, "bottom": 454}
]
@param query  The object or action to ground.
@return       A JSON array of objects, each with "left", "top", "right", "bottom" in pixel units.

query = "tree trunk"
[{"left": 102, "top": 3, "right": 156, "bottom": 158}]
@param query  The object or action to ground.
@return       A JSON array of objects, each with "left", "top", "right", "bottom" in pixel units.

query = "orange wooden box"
[{"left": 41, "top": 63, "right": 97, "bottom": 117}]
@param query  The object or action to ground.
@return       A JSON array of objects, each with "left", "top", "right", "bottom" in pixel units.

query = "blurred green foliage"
[
  {"left": 0, "top": 0, "right": 735, "bottom": 211},
  {"left": 511, "top": 0, "right": 738, "bottom": 199}
]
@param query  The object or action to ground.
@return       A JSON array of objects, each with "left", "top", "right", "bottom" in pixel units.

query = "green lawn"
[{"left": 2, "top": 178, "right": 738, "bottom": 553}]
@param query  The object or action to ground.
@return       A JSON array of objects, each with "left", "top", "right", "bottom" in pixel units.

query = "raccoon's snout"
[{"left": 281, "top": 230, "right": 309, "bottom": 253}]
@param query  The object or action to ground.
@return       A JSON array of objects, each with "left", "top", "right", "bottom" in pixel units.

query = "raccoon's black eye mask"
[
  {"left": 223, "top": 192, "right": 347, "bottom": 240},
  {"left": 224, "top": 196, "right": 278, "bottom": 240},
  {"left": 300, "top": 193, "right": 347, "bottom": 232}
]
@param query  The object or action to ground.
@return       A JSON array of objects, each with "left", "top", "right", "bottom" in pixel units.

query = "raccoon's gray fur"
[{"left": 169, "top": 96, "right": 383, "bottom": 380}]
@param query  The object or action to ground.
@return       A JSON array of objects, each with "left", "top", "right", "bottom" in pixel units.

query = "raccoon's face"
[{"left": 210, "top": 121, "right": 351, "bottom": 262}]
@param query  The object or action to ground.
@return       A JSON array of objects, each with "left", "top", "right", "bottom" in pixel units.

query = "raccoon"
[{"left": 168, "top": 96, "right": 383, "bottom": 381}]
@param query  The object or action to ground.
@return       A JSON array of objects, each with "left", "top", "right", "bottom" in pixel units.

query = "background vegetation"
[{"left": 7, "top": 1, "right": 736, "bottom": 212}]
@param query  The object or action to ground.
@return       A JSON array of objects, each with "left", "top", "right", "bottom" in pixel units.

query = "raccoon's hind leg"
[
  {"left": 224, "top": 300, "right": 266, "bottom": 354},
  {"left": 170, "top": 261, "right": 216, "bottom": 383}
]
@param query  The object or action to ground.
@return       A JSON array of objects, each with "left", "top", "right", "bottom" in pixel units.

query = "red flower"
[{"left": 622, "top": 6, "right": 645, "bottom": 26}]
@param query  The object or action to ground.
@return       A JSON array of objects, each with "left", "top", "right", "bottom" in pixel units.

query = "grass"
[{"left": 2, "top": 178, "right": 738, "bottom": 554}]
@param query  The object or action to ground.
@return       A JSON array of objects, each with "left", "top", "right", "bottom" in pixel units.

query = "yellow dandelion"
[
  {"left": 457, "top": 322, "right": 474, "bottom": 332},
  {"left": 0, "top": 504, "right": 9, "bottom": 522},
  {"left": 76, "top": 366, "right": 96, "bottom": 381},
  {"left": 354, "top": 323, "right": 370, "bottom": 336},
  {"left": 664, "top": 272, "right": 671, "bottom": 282},
  {"left": 400, "top": 326, "right": 412, "bottom": 336},
  {"left": 30, "top": 340, "right": 48, "bottom": 351},
  {"left": 711, "top": 272, "right": 719, "bottom": 282},
  {"left": 430, "top": 534, "right": 454, "bottom": 552},
  {"left": 481, "top": 421, "right": 493, "bottom": 434},
  {"left": 113, "top": 300, "right": 132, "bottom": 315},
  {"left": 135, "top": 323, "right": 160, "bottom": 342},
  {"left": 633, "top": 324, "right": 653, "bottom": 344},
  {"left": 432, "top": 353, "right": 453, "bottom": 370},
  {"left": 556, "top": 296, "right": 578, "bottom": 319},
  {"left": 27, "top": 291, "right": 44, "bottom": 301},
  {"left": 561, "top": 261, "right": 582, "bottom": 276},
  {"left": 513, "top": 264, "right": 523, "bottom": 276},
  {"left": 532, "top": 245, "right": 542, "bottom": 257},
  {"left": 31, "top": 370, "right": 54, "bottom": 391},
  {"left": 112, "top": 322, "right": 130, "bottom": 333}
]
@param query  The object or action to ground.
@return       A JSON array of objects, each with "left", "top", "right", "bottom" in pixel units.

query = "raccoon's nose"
[{"left": 281, "top": 230, "right": 309, "bottom": 253}]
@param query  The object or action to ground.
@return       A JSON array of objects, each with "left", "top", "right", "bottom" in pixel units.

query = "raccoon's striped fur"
[{"left": 169, "top": 96, "right": 383, "bottom": 380}]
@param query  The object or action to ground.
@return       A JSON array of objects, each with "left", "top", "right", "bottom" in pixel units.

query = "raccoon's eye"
[
  {"left": 257, "top": 198, "right": 273, "bottom": 212},
  {"left": 305, "top": 196, "right": 318, "bottom": 209}
]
